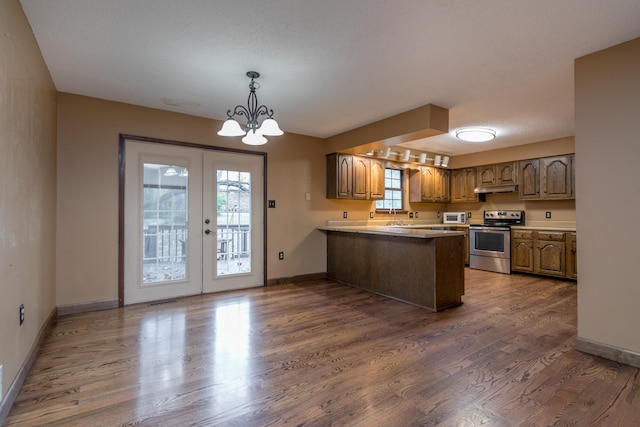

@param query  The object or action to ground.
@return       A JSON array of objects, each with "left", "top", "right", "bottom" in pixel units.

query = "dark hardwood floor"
[{"left": 6, "top": 269, "right": 640, "bottom": 426}]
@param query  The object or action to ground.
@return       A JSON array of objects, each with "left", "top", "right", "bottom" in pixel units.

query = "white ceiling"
[{"left": 20, "top": 0, "right": 640, "bottom": 155}]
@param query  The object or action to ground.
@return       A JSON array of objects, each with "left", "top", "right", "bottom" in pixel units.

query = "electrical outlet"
[
  {"left": 415, "top": 212, "right": 419, "bottom": 218},
  {"left": 343, "top": 211, "right": 348, "bottom": 219},
  {"left": 409, "top": 212, "right": 414, "bottom": 219},
  {"left": 467, "top": 212, "right": 472, "bottom": 218},
  {"left": 369, "top": 211, "right": 374, "bottom": 219},
  {"left": 437, "top": 212, "right": 441, "bottom": 219},
  {"left": 20, "top": 304, "right": 24, "bottom": 325},
  {"left": 268, "top": 200, "right": 276, "bottom": 208},
  {"left": 278, "top": 251, "right": 284, "bottom": 260},
  {"left": 305, "top": 192, "right": 311, "bottom": 201},
  {"left": 546, "top": 211, "right": 552, "bottom": 218}
]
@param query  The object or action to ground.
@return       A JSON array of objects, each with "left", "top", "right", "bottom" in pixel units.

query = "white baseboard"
[{"left": 576, "top": 336, "right": 640, "bottom": 368}]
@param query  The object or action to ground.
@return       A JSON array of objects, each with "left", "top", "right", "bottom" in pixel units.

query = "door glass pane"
[
  {"left": 142, "top": 163, "right": 188, "bottom": 284},
  {"left": 217, "top": 169, "right": 252, "bottom": 276}
]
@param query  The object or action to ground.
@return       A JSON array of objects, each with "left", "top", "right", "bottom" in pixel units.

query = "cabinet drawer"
[
  {"left": 512, "top": 230, "right": 533, "bottom": 239},
  {"left": 536, "top": 231, "right": 565, "bottom": 241}
]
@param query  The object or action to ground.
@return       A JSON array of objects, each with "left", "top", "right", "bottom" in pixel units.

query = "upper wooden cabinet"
[
  {"left": 541, "top": 155, "right": 573, "bottom": 199},
  {"left": 518, "top": 155, "right": 574, "bottom": 200},
  {"left": 451, "top": 168, "right": 478, "bottom": 203},
  {"left": 434, "top": 168, "right": 450, "bottom": 203},
  {"left": 477, "top": 165, "right": 496, "bottom": 186},
  {"left": 476, "top": 162, "right": 517, "bottom": 187},
  {"left": 351, "top": 155, "right": 370, "bottom": 199},
  {"left": 409, "top": 166, "right": 450, "bottom": 203},
  {"left": 369, "top": 158, "right": 385, "bottom": 200},
  {"left": 326, "top": 153, "right": 385, "bottom": 200},
  {"left": 496, "top": 162, "right": 518, "bottom": 185},
  {"left": 519, "top": 159, "right": 540, "bottom": 199}
]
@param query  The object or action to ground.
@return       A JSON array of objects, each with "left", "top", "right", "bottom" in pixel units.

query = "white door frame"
[{"left": 118, "top": 135, "right": 267, "bottom": 306}]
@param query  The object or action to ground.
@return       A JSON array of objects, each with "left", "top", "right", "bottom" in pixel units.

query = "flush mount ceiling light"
[
  {"left": 455, "top": 127, "right": 496, "bottom": 143},
  {"left": 217, "top": 71, "right": 283, "bottom": 146}
]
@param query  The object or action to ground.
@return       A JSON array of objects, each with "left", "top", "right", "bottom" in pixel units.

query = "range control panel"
[{"left": 484, "top": 210, "right": 524, "bottom": 220}]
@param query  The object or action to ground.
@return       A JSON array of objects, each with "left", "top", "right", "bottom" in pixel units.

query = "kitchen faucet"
[{"left": 389, "top": 208, "right": 400, "bottom": 225}]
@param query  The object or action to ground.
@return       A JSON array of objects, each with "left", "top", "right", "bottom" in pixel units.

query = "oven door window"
[{"left": 475, "top": 231, "right": 505, "bottom": 252}]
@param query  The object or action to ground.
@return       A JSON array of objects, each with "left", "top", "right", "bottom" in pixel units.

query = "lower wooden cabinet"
[
  {"left": 453, "top": 226, "right": 470, "bottom": 265},
  {"left": 536, "top": 232, "right": 566, "bottom": 278},
  {"left": 566, "top": 232, "right": 577, "bottom": 279},
  {"left": 512, "top": 230, "right": 534, "bottom": 273},
  {"left": 511, "top": 229, "right": 576, "bottom": 280}
]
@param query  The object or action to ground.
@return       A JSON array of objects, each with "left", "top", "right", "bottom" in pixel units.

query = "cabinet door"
[
  {"left": 435, "top": 169, "right": 450, "bottom": 202},
  {"left": 541, "top": 155, "right": 572, "bottom": 199},
  {"left": 325, "top": 153, "right": 353, "bottom": 199},
  {"left": 421, "top": 167, "right": 436, "bottom": 202},
  {"left": 351, "top": 156, "right": 370, "bottom": 199},
  {"left": 519, "top": 159, "right": 540, "bottom": 199},
  {"left": 536, "top": 240, "right": 566, "bottom": 277},
  {"left": 369, "top": 159, "right": 385, "bottom": 200},
  {"left": 512, "top": 239, "right": 534, "bottom": 272},
  {"left": 463, "top": 168, "right": 477, "bottom": 201},
  {"left": 477, "top": 165, "right": 496, "bottom": 186},
  {"left": 496, "top": 162, "right": 518, "bottom": 185},
  {"left": 460, "top": 227, "right": 470, "bottom": 265},
  {"left": 451, "top": 169, "right": 466, "bottom": 202},
  {"left": 566, "top": 232, "right": 577, "bottom": 279},
  {"left": 451, "top": 168, "right": 477, "bottom": 203}
]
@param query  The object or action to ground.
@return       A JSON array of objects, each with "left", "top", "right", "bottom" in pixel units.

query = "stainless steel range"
[{"left": 469, "top": 210, "right": 525, "bottom": 274}]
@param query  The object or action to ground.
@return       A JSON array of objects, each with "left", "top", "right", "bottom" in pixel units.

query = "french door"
[{"left": 123, "top": 140, "right": 264, "bottom": 304}]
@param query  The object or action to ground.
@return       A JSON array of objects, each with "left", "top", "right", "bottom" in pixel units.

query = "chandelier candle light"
[{"left": 217, "top": 71, "right": 283, "bottom": 145}]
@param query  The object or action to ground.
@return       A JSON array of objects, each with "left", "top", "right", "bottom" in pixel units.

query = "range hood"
[{"left": 474, "top": 184, "right": 518, "bottom": 194}]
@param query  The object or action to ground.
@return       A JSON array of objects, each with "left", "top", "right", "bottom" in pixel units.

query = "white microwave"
[{"left": 443, "top": 212, "right": 466, "bottom": 224}]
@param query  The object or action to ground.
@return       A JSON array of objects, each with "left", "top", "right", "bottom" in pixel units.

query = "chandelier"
[{"left": 217, "top": 71, "right": 283, "bottom": 145}]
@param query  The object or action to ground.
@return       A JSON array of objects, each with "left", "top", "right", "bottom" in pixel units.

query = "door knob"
[{"left": 205, "top": 229, "right": 212, "bottom": 235}]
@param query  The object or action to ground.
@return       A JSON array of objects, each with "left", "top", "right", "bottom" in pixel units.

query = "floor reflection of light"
[
  {"left": 211, "top": 299, "right": 251, "bottom": 403},
  {"left": 137, "top": 309, "right": 186, "bottom": 417}
]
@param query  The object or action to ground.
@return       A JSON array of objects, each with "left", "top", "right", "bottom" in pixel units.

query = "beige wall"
[
  {"left": 0, "top": 0, "right": 57, "bottom": 402},
  {"left": 575, "top": 37, "right": 640, "bottom": 353},
  {"left": 56, "top": 94, "right": 334, "bottom": 306}
]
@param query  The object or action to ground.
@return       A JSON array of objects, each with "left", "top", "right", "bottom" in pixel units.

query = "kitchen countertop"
[
  {"left": 511, "top": 221, "right": 576, "bottom": 232},
  {"left": 322, "top": 220, "right": 576, "bottom": 233},
  {"left": 318, "top": 225, "right": 466, "bottom": 239}
]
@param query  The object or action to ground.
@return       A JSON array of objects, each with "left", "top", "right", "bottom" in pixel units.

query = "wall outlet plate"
[
  {"left": 409, "top": 212, "right": 414, "bottom": 218},
  {"left": 546, "top": 211, "right": 552, "bottom": 218},
  {"left": 467, "top": 212, "right": 472, "bottom": 218},
  {"left": 369, "top": 212, "right": 374, "bottom": 219},
  {"left": 268, "top": 200, "right": 276, "bottom": 208},
  {"left": 415, "top": 212, "right": 419, "bottom": 218},
  {"left": 343, "top": 211, "right": 348, "bottom": 219},
  {"left": 278, "top": 252, "right": 284, "bottom": 260}
]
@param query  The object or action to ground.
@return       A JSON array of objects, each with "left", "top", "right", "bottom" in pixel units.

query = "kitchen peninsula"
[{"left": 320, "top": 225, "right": 465, "bottom": 311}]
